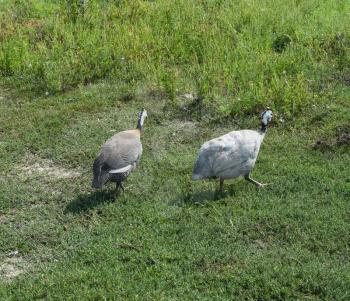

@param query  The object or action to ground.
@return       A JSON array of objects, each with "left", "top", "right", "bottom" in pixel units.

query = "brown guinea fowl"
[{"left": 92, "top": 109, "right": 147, "bottom": 196}]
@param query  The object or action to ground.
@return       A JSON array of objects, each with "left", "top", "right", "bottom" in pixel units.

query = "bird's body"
[
  {"left": 92, "top": 130, "right": 142, "bottom": 188},
  {"left": 92, "top": 110, "right": 147, "bottom": 195},
  {"left": 192, "top": 130, "right": 265, "bottom": 180},
  {"left": 192, "top": 109, "right": 273, "bottom": 192}
]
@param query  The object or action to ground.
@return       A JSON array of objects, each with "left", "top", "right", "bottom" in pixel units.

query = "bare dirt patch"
[
  {"left": 312, "top": 122, "right": 350, "bottom": 151},
  {"left": 336, "top": 123, "right": 350, "bottom": 146},
  {"left": 19, "top": 153, "right": 81, "bottom": 180},
  {"left": 0, "top": 257, "right": 26, "bottom": 282}
]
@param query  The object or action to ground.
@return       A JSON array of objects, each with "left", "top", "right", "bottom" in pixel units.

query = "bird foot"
[
  {"left": 122, "top": 184, "right": 133, "bottom": 191},
  {"left": 214, "top": 188, "right": 226, "bottom": 199},
  {"left": 245, "top": 176, "right": 271, "bottom": 188},
  {"left": 256, "top": 182, "right": 271, "bottom": 188},
  {"left": 112, "top": 192, "right": 119, "bottom": 201}
]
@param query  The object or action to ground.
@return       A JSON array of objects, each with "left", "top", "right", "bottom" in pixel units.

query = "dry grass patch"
[
  {"left": 19, "top": 153, "right": 81, "bottom": 180},
  {"left": 0, "top": 256, "right": 26, "bottom": 282}
]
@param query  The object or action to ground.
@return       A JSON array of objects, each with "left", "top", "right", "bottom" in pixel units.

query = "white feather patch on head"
[
  {"left": 262, "top": 110, "right": 273, "bottom": 125},
  {"left": 139, "top": 109, "right": 147, "bottom": 118},
  {"left": 138, "top": 109, "right": 147, "bottom": 126}
]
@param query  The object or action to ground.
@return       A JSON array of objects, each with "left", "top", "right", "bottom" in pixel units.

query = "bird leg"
[
  {"left": 244, "top": 175, "right": 268, "bottom": 188},
  {"left": 115, "top": 182, "right": 125, "bottom": 193},
  {"left": 113, "top": 182, "right": 125, "bottom": 199},
  {"left": 113, "top": 183, "right": 119, "bottom": 200},
  {"left": 119, "top": 182, "right": 125, "bottom": 193},
  {"left": 219, "top": 178, "right": 224, "bottom": 193}
]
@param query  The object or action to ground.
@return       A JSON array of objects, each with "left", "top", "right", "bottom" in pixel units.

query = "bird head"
[
  {"left": 137, "top": 108, "right": 148, "bottom": 130},
  {"left": 261, "top": 108, "right": 273, "bottom": 126},
  {"left": 140, "top": 108, "right": 148, "bottom": 119}
]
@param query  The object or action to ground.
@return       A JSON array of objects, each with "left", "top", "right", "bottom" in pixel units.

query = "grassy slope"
[
  {"left": 0, "top": 83, "right": 349, "bottom": 300},
  {"left": 0, "top": 1, "right": 350, "bottom": 300}
]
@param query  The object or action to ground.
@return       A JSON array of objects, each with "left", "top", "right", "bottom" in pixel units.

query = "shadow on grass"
[
  {"left": 170, "top": 187, "right": 237, "bottom": 207},
  {"left": 64, "top": 189, "right": 116, "bottom": 214}
]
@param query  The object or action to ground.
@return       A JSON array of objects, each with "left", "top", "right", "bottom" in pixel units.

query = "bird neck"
[
  {"left": 259, "top": 122, "right": 268, "bottom": 134},
  {"left": 136, "top": 115, "right": 145, "bottom": 131}
]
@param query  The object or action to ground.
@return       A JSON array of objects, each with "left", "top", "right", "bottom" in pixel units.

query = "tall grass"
[{"left": 0, "top": 0, "right": 349, "bottom": 116}]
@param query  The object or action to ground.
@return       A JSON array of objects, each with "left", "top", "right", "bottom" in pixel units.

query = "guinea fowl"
[
  {"left": 192, "top": 108, "right": 273, "bottom": 193},
  {"left": 92, "top": 109, "right": 147, "bottom": 195}
]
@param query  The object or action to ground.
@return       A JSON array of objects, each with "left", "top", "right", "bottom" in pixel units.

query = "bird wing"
[
  {"left": 101, "top": 130, "right": 142, "bottom": 172},
  {"left": 212, "top": 130, "right": 263, "bottom": 176},
  {"left": 194, "top": 130, "right": 262, "bottom": 178},
  {"left": 193, "top": 137, "right": 229, "bottom": 178},
  {"left": 109, "top": 165, "right": 133, "bottom": 174}
]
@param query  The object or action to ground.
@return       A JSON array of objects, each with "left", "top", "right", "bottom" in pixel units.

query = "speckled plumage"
[
  {"left": 192, "top": 130, "right": 265, "bottom": 180},
  {"left": 192, "top": 109, "right": 273, "bottom": 192}
]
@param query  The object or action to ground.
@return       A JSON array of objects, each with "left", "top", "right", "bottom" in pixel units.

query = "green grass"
[
  {"left": 0, "top": 81, "right": 349, "bottom": 300},
  {"left": 0, "top": 0, "right": 350, "bottom": 300}
]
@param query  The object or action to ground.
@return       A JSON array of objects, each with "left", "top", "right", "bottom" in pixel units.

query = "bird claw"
[
  {"left": 257, "top": 183, "right": 271, "bottom": 188},
  {"left": 122, "top": 184, "right": 133, "bottom": 191}
]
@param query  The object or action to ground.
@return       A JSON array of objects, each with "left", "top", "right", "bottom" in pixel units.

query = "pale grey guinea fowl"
[
  {"left": 192, "top": 108, "right": 273, "bottom": 193},
  {"left": 92, "top": 109, "right": 147, "bottom": 195}
]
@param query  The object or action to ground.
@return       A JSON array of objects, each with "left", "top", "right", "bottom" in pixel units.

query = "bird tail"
[
  {"left": 192, "top": 159, "right": 205, "bottom": 180},
  {"left": 91, "top": 178, "right": 103, "bottom": 189},
  {"left": 91, "top": 154, "right": 108, "bottom": 188},
  {"left": 192, "top": 173, "right": 204, "bottom": 180}
]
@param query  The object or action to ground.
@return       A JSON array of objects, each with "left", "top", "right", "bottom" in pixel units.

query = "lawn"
[{"left": 0, "top": 1, "right": 349, "bottom": 300}]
